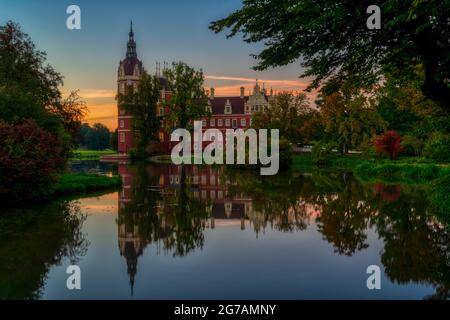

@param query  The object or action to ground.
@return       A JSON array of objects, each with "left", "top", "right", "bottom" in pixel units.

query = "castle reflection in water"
[{"left": 116, "top": 162, "right": 317, "bottom": 292}]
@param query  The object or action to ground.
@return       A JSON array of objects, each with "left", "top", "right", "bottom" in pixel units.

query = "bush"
[
  {"left": 374, "top": 130, "right": 403, "bottom": 160},
  {"left": 423, "top": 133, "right": 450, "bottom": 163},
  {"left": 401, "top": 134, "right": 424, "bottom": 157},
  {"left": 312, "top": 141, "right": 336, "bottom": 165},
  {"left": 278, "top": 138, "right": 293, "bottom": 171},
  {"left": 0, "top": 120, "right": 68, "bottom": 202}
]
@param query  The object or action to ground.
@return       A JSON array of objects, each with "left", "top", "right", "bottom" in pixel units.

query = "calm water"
[{"left": 0, "top": 161, "right": 448, "bottom": 300}]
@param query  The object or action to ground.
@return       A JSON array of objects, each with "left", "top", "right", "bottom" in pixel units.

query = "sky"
[{"left": 1, "top": 0, "right": 311, "bottom": 130}]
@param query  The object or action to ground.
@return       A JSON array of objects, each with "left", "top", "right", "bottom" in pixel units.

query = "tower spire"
[{"left": 126, "top": 20, "right": 137, "bottom": 59}]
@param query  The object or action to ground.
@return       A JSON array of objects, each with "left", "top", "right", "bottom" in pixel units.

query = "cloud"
[
  {"left": 78, "top": 89, "right": 116, "bottom": 99},
  {"left": 205, "top": 75, "right": 310, "bottom": 90},
  {"left": 205, "top": 74, "right": 317, "bottom": 99}
]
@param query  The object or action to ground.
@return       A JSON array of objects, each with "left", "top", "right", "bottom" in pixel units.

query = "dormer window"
[
  {"left": 206, "top": 102, "right": 212, "bottom": 113},
  {"left": 224, "top": 99, "right": 232, "bottom": 115}
]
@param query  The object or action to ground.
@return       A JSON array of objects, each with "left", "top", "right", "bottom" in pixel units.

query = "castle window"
[
  {"left": 218, "top": 119, "right": 223, "bottom": 127},
  {"left": 202, "top": 119, "right": 207, "bottom": 127},
  {"left": 241, "top": 119, "right": 246, "bottom": 127},
  {"left": 210, "top": 119, "right": 215, "bottom": 127},
  {"left": 119, "top": 132, "right": 125, "bottom": 143},
  {"left": 232, "top": 119, "right": 237, "bottom": 128},
  {"left": 225, "top": 119, "right": 230, "bottom": 127},
  {"left": 120, "top": 120, "right": 124, "bottom": 128}
]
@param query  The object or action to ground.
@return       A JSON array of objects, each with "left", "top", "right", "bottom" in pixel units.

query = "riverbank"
[
  {"left": 292, "top": 153, "right": 450, "bottom": 183},
  {"left": 54, "top": 173, "right": 122, "bottom": 197},
  {"left": 70, "top": 149, "right": 116, "bottom": 160}
]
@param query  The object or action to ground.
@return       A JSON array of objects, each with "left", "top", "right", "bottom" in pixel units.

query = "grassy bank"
[
  {"left": 354, "top": 161, "right": 450, "bottom": 184},
  {"left": 54, "top": 173, "right": 122, "bottom": 196},
  {"left": 70, "top": 149, "right": 116, "bottom": 160},
  {"left": 292, "top": 154, "right": 449, "bottom": 183}
]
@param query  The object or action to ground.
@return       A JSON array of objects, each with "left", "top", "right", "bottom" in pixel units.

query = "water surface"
[{"left": 1, "top": 161, "right": 448, "bottom": 299}]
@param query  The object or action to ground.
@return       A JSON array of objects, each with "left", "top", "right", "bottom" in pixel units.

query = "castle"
[{"left": 117, "top": 22, "right": 275, "bottom": 155}]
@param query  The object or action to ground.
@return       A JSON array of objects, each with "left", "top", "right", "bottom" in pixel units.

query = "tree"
[
  {"left": 47, "top": 90, "right": 87, "bottom": 147},
  {"left": 210, "top": 1, "right": 450, "bottom": 111},
  {"left": 163, "top": 62, "right": 209, "bottom": 130},
  {"left": 119, "top": 72, "right": 161, "bottom": 156},
  {"left": 317, "top": 86, "right": 385, "bottom": 154},
  {"left": 374, "top": 130, "right": 403, "bottom": 160},
  {"left": 110, "top": 129, "right": 118, "bottom": 151},
  {"left": 0, "top": 21, "right": 87, "bottom": 201},
  {"left": 78, "top": 123, "right": 111, "bottom": 150},
  {"left": 252, "top": 91, "right": 311, "bottom": 144}
]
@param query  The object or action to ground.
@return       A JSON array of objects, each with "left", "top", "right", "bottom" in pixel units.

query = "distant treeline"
[{"left": 77, "top": 123, "right": 117, "bottom": 151}]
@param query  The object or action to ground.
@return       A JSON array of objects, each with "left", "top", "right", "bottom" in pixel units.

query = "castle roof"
[
  {"left": 209, "top": 95, "right": 269, "bottom": 115},
  {"left": 120, "top": 57, "right": 144, "bottom": 76}
]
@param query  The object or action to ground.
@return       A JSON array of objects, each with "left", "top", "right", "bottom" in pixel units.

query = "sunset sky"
[{"left": 1, "top": 0, "right": 312, "bottom": 130}]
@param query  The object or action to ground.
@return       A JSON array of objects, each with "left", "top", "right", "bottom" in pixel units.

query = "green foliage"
[
  {"left": 401, "top": 134, "right": 424, "bottom": 157},
  {"left": 210, "top": 0, "right": 450, "bottom": 110},
  {"left": 0, "top": 21, "right": 87, "bottom": 202},
  {"left": 428, "top": 175, "right": 450, "bottom": 226},
  {"left": 70, "top": 149, "right": 116, "bottom": 160},
  {"left": 423, "top": 133, "right": 450, "bottom": 163},
  {"left": 118, "top": 72, "right": 161, "bottom": 157},
  {"left": 0, "top": 120, "right": 68, "bottom": 203},
  {"left": 163, "top": 62, "right": 209, "bottom": 130},
  {"left": 354, "top": 162, "right": 446, "bottom": 184},
  {"left": 54, "top": 174, "right": 122, "bottom": 196},
  {"left": 252, "top": 91, "right": 312, "bottom": 144},
  {"left": 0, "top": 22, "right": 86, "bottom": 142},
  {"left": 317, "top": 86, "right": 386, "bottom": 154},
  {"left": 278, "top": 138, "right": 293, "bottom": 171},
  {"left": 78, "top": 123, "right": 111, "bottom": 150},
  {"left": 311, "top": 141, "right": 336, "bottom": 166}
]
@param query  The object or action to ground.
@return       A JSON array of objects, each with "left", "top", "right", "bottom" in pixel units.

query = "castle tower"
[{"left": 117, "top": 21, "right": 144, "bottom": 154}]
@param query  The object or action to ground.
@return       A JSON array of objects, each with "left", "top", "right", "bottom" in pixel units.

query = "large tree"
[
  {"left": 252, "top": 91, "right": 311, "bottom": 143},
  {"left": 163, "top": 62, "right": 209, "bottom": 130},
  {"left": 0, "top": 21, "right": 86, "bottom": 143},
  {"left": 210, "top": 0, "right": 450, "bottom": 111},
  {"left": 317, "top": 86, "right": 386, "bottom": 154},
  {"left": 119, "top": 72, "right": 161, "bottom": 156}
]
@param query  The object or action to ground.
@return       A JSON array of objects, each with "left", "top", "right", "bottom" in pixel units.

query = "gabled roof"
[{"left": 209, "top": 96, "right": 248, "bottom": 115}]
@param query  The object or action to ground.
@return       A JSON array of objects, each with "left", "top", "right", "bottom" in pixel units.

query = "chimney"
[
  {"left": 210, "top": 87, "right": 215, "bottom": 99},
  {"left": 240, "top": 86, "right": 245, "bottom": 99}
]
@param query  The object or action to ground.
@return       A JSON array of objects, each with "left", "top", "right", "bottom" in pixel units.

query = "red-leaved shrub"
[
  {"left": 0, "top": 120, "right": 68, "bottom": 202},
  {"left": 374, "top": 130, "right": 403, "bottom": 160}
]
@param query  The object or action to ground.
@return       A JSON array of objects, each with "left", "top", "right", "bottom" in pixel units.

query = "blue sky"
[{"left": 0, "top": 0, "right": 309, "bottom": 128}]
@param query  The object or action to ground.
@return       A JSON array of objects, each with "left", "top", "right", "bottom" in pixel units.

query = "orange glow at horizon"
[{"left": 74, "top": 76, "right": 316, "bottom": 131}]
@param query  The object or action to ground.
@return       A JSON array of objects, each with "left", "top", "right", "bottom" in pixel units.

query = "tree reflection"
[
  {"left": 0, "top": 201, "right": 88, "bottom": 299},
  {"left": 117, "top": 163, "right": 449, "bottom": 299}
]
